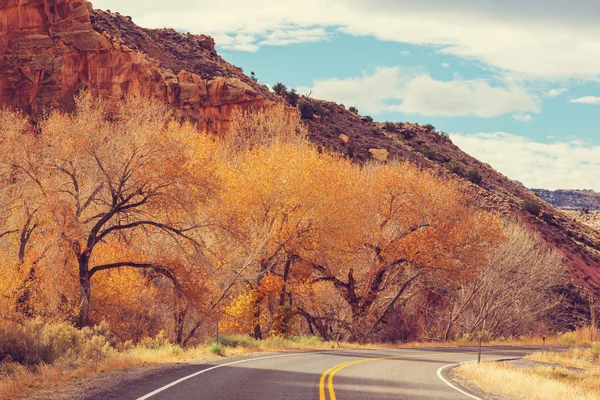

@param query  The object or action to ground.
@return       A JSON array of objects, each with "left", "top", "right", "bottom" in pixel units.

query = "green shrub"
[
  {"left": 218, "top": 335, "right": 259, "bottom": 349},
  {"left": 423, "top": 123, "right": 436, "bottom": 132},
  {"left": 209, "top": 343, "right": 224, "bottom": 356},
  {"left": 522, "top": 199, "right": 541, "bottom": 217},
  {"left": 298, "top": 100, "right": 315, "bottom": 120},
  {"left": 466, "top": 169, "right": 482, "bottom": 184},
  {"left": 285, "top": 89, "right": 299, "bottom": 107},
  {"left": 541, "top": 212, "right": 554, "bottom": 224},
  {"left": 272, "top": 82, "right": 288, "bottom": 96},
  {"left": 383, "top": 122, "right": 397, "bottom": 132},
  {"left": 348, "top": 106, "right": 358, "bottom": 114}
]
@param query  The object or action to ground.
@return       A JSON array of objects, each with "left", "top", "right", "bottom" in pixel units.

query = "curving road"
[{"left": 88, "top": 347, "right": 535, "bottom": 400}]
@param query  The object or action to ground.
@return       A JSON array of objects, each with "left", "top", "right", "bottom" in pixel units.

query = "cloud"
[
  {"left": 450, "top": 132, "right": 600, "bottom": 190},
  {"left": 513, "top": 114, "right": 533, "bottom": 122},
  {"left": 92, "top": 0, "right": 600, "bottom": 80},
  {"left": 399, "top": 50, "right": 411, "bottom": 56},
  {"left": 441, "top": 63, "right": 451, "bottom": 68},
  {"left": 390, "top": 75, "right": 540, "bottom": 117},
  {"left": 546, "top": 88, "right": 567, "bottom": 98},
  {"left": 296, "top": 67, "right": 406, "bottom": 114},
  {"left": 569, "top": 96, "right": 600, "bottom": 105},
  {"left": 297, "top": 67, "right": 540, "bottom": 117}
]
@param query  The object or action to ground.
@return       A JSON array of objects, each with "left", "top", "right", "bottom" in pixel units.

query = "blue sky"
[{"left": 94, "top": 0, "right": 600, "bottom": 190}]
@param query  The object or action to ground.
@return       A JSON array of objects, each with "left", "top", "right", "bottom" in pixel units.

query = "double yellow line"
[{"left": 318, "top": 349, "right": 528, "bottom": 400}]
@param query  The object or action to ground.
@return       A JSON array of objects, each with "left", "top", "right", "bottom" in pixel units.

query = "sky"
[{"left": 93, "top": 0, "right": 600, "bottom": 190}]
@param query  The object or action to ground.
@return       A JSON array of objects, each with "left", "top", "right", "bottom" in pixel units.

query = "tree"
[
  {"left": 304, "top": 163, "right": 502, "bottom": 341},
  {"left": 0, "top": 94, "right": 219, "bottom": 327},
  {"left": 443, "top": 220, "right": 566, "bottom": 339},
  {"left": 348, "top": 106, "right": 358, "bottom": 114}
]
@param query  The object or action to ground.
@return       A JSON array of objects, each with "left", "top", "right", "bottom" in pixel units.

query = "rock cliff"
[{"left": 0, "top": 0, "right": 273, "bottom": 133}]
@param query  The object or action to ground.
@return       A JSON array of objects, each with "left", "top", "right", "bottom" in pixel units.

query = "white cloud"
[
  {"left": 296, "top": 67, "right": 406, "bottom": 114},
  {"left": 399, "top": 50, "right": 411, "bottom": 56},
  {"left": 513, "top": 114, "right": 533, "bottom": 122},
  {"left": 569, "top": 96, "right": 600, "bottom": 105},
  {"left": 450, "top": 132, "right": 600, "bottom": 190},
  {"left": 546, "top": 88, "right": 567, "bottom": 98},
  {"left": 391, "top": 75, "right": 539, "bottom": 117},
  {"left": 92, "top": 0, "right": 600, "bottom": 80},
  {"left": 441, "top": 63, "right": 451, "bottom": 68},
  {"left": 298, "top": 67, "right": 540, "bottom": 117}
]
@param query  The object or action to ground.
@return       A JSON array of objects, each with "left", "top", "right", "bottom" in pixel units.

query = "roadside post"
[
  {"left": 542, "top": 335, "right": 546, "bottom": 354},
  {"left": 477, "top": 334, "right": 482, "bottom": 364}
]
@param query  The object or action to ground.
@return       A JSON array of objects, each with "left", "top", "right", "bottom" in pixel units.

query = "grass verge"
[{"left": 456, "top": 345, "right": 600, "bottom": 400}]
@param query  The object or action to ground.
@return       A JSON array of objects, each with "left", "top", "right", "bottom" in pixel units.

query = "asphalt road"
[{"left": 89, "top": 346, "right": 536, "bottom": 400}]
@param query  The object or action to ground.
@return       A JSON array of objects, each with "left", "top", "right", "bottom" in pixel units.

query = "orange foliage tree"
[{"left": 0, "top": 94, "right": 219, "bottom": 330}]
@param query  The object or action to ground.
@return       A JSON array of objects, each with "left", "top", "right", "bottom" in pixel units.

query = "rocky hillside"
[
  {"left": 531, "top": 189, "right": 600, "bottom": 210},
  {"left": 1, "top": 0, "right": 600, "bottom": 297},
  {"left": 0, "top": 0, "right": 275, "bottom": 133}
]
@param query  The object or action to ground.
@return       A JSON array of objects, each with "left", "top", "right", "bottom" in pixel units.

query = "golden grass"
[{"left": 457, "top": 343, "right": 600, "bottom": 400}]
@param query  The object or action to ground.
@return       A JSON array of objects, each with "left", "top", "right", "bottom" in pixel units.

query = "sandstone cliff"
[{"left": 0, "top": 0, "right": 273, "bottom": 133}]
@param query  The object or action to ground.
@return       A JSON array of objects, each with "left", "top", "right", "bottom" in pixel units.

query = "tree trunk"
[{"left": 77, "top": 256, "right": 91, "bottom": 328}]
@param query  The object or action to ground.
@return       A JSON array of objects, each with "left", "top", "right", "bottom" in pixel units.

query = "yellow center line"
[{"left": 318, "top": 349, "right": 529, "bottom": 400}]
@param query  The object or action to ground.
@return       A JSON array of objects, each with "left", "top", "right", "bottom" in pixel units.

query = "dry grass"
[
  {"left": 458, "top": 361, "right": 600, "bottom": 400},
  {"left": 457, "top": 342, "right": 600, "bottom": 400}
]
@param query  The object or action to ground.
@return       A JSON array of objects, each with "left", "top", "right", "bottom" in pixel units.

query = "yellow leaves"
[{"left": 221, "top": 287, "right": 258, "bottom": 335}]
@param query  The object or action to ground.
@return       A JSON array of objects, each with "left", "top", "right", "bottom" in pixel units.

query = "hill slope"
[{"left": 1, "top": 0, "right": 599, "bottom": 296}]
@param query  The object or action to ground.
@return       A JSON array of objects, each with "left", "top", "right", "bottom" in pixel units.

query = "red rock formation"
[{"left": 0, "top": 0, "right": 271, "bottom": 133}]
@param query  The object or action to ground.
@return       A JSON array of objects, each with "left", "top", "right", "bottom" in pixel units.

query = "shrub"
[
  {"left": 285, "top": 89, "right": 299, "bottom": 107},
  {"left": 218, "top": 335, "right": 259, "bottom": 349},
  {"left": 348, "top": 106, "right": 358, "bottom": 114},
  {"left": 272, "top": 82, "right": 288, "bottom": 96},
  {"left": 138, "top": 330, "right": 170, "bottom": 350},
  {"left": 423, "top": 123, "right": 436, "bottom": 132},
  {"left": 467, "top": 169, "right": 482, "bottom": 184},
  {"left": 541, "top": 212, "right": 554, "bottom": 224},
  {"left": 209, "top": 343, "right": 224, "bottom": 356},
  {"left": 522, "top": 199, "right": 541, "bottom": 217},
  {"left": 383, "top": 122, "right": 397, "bottom": 132},
  {"left": 298, "top": 100, "right": 315, "bottom": 120},
  {"left": 0, "top": 319, "right": 116, "bottom": 366},
  {"left": 446, "top": 162, "right": 464, "bottom": 177}
]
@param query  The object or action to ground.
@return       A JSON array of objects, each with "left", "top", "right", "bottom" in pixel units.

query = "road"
[{"left": 89, "top": 347, "right": 535, "bottom": 400}]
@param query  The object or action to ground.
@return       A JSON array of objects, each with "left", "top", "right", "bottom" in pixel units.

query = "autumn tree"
[
  {"left": 0, "top": 94, "right": 219, "bottom": 328},
  {"left": 443, "top": 220, "right": 566, "bottom": 339}
]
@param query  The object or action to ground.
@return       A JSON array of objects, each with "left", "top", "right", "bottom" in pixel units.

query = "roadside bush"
[
  {"left": 0, "top": 319, "right": 116, "bottom": 366},
  {"left": 209, "top": 343, "right": 224, "bottom": 356},
  {"left": 218, "top": 335, "right": 259, "bottom": 349},
  {"left": 138, "top": 330, "right": 171, "bottom": 350}
]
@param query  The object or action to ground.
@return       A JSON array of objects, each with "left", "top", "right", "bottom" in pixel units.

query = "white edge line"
[
  {"left": 437, "top": 361, "right": 483, "bottom": 400},
  {"left": 137, "top": 351, "right": 322, "bottom": 400}
]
